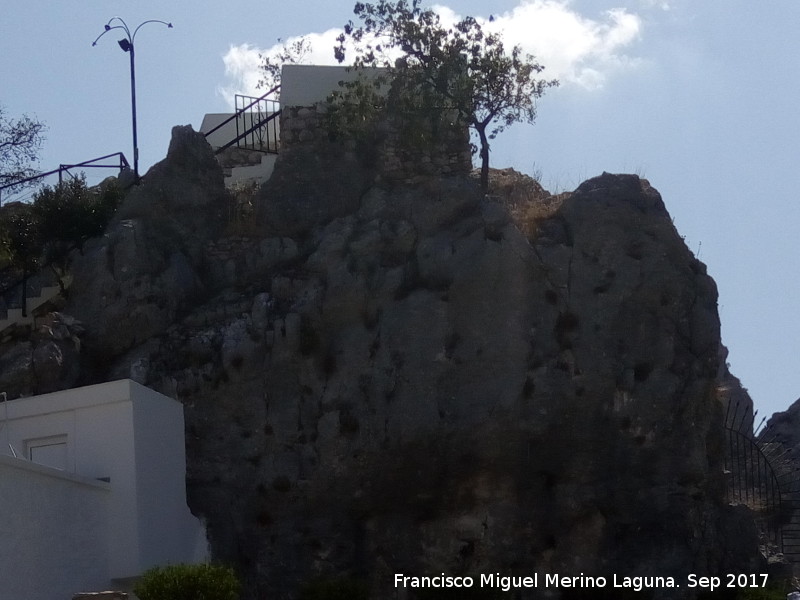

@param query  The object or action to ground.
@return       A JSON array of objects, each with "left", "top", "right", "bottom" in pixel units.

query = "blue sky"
[{"left": 2, "top": 1, "right": 798, "bottom": 423}]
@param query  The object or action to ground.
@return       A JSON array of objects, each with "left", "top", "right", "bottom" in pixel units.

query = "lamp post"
[{"left": 92, "top": 17, "right": 172, "bottom": 180}]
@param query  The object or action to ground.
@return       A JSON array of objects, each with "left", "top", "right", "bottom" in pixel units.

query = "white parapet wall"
[
  {"left": 0, "top": 380, "right": 207, "bottom": 599},
  {"left": 280, "top": 63, "right": 387, "bottom": 107},
  {"left": 200, "top": 113, "right": 243, "bottom": 150},
  {"left": 0, "top": 455, "right": 110, "bottom": 600}
]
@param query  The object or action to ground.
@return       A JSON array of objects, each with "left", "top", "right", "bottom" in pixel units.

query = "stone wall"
[
  {"left": 280, "top": 103, "right": 473, "bottom": 183},
  {"left": 204, "top": 236, "right": 298, "bottom": 289}
]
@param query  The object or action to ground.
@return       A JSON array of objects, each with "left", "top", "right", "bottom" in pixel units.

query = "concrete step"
[
  {"left": 0, "top": 276, "right": 72, "bottom": 333},
  {"left": 225, "top": 153, "right": 277, "bottom": 189}
]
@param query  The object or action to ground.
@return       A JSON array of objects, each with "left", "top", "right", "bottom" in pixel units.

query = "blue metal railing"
[{"left": 0, "top": 152, "right": 130, "bottom": 205}]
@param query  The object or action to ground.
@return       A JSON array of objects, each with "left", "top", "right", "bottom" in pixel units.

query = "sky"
[{"left": 1, "top": 0, "right": 799, "bottom": 423}]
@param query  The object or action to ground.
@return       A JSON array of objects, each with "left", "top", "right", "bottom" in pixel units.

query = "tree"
[
  {"left": 334, "top": 0, "right": 558, "bottom": 190},
  {"left": 0, "top": 104, "right": 46, "bottom": 192},
  {"left": 0, "top": 175, "right": 122, "bottom": 310},
  {"left": 0, "top": 203, "right": 41, "bottom": 316},
  {"left": 33, "top": 174, "right": 122, "bottom": 260}
]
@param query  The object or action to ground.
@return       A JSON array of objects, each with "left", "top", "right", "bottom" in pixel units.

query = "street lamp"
[{"left": 92, "top": 17, "right": 172, "bottom": 180}]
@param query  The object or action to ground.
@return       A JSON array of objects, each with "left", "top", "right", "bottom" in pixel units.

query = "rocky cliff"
[{"left": 1, "top": 127, "right": 764, "bottom": 598}]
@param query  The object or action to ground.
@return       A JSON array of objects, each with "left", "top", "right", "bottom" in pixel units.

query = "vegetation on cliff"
[
  {"left": 0, "top": 176, "right": 121, "bottom": 313},
  {"left": 333, "top": 0, "right": 558, "bottom": 191}
]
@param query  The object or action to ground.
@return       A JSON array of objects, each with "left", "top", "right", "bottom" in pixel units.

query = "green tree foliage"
[
  {"left": 0, "top": 203, "right": 42, "bottom": 316},
  {"left": 0, "top": 104, "right": 46, "bottom": 192},
  {"left": 32, "top": 175, "right": 122, "bottom": 260},
  {"left": 333, "top": 0, "right": 558, "bottom": 190},
  {"left": 133, "top": 563, "right": 241, "bottom": 600},
  {"left": 0, "top": 175, "right": 121, "bottom": 312},
  {"left": 324, "top": 72, "right": 389, "bottom": 150}
]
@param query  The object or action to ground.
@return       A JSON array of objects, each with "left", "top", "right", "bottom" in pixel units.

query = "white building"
[{"left": 0, "top": 379, "right": 207, "bottom": 600}]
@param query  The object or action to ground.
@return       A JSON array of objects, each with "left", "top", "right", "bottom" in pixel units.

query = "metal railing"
[
  {"left": 0, "top": 152, "right": 130, "bottom": 206},
  {"left": 203, "top": 85, "right": 281, "bottom": 155},
  {"left": 723, "top": 400, "right": 800, "bottom": 558}
]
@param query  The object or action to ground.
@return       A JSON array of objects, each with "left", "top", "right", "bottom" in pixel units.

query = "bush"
[
  {"left": 133, "top": 563, "right": 240, "bottom": 600},
  {"left": 33, "top": 174, "right": 122, "bottom": 258},
  {"left": 0, "top": 203, "right": 41, "bottom": 274},
  {"left": 0, "top": 174, "right": 122, "bottom": 280},
  {"left": 416, "top": 588, "right": 511, "bottom": 600},
  {"left": 298, "top": 575, "right": 369, "bottom": 600},
  {"left": 735, "top": 585, "right": 792, "bottom": 600}
]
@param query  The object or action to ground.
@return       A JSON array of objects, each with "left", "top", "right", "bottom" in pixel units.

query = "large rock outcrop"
[
  {"left": 63, "top": 126, "right": 227, "bottom": 360},
  {"left": 31, "top": 126, "right": 760, "bottom": 598},
  {"left": 162, "top": 163, "right": 753, "bottom": 596},
  {"left": 0, "top": 312, "right": 83, "bottom": 397}
]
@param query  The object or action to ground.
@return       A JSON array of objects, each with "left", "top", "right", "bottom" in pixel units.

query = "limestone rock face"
[
  {"left": 254, "top": 141, "right": 370, "bottom": 237},
  {"left": 64, "top": 126, "right": 226, "bottom": 359},
  {"left": 759, "top": 396, "right": 800, "bottom": 476},
  {"left": 0, "top": 341, "right": 33, "bottom": 398},
  {"left": 35, "top": 124, "right": 756, "bottom": 599},
  {"left": 763, "top": 399, "right": 800, "bottom": 446},
  {"left": 0, "top": 312, "right": 83, "bottom": 397},
  {"left": 170, "top": 172, "right": 749, "bottom": 599}
]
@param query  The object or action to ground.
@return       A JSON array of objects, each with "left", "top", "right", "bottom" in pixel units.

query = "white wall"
[
  {"left": 0, "top": 455, "right": 110, "bottom": 600},
  {"left": 280, "top": 64, "right": 387, "bottom": 107},
  {"left": 200, "top": 113, "right": 239, "bottom": 149},
  {"left": 0, "top": 379, "right": 207, "bottom": 597},
  {"left": 131, "top": 383, "right": 209, "bottom": 571}
]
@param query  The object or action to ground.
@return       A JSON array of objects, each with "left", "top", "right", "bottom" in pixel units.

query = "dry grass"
[
  {"left": 481, "top": 167, "right": 570, "bottom": 240},
  {"left": 223, "top": 180, "right": 262, "bottom": 237}
]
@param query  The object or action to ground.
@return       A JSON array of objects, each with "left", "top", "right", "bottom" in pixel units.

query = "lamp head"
[
  {"left": 117, "top": 38, "right": 132, "bottom": 52},
  {"left": 104, "top": 24, "right": 111, "bottom": 31}
]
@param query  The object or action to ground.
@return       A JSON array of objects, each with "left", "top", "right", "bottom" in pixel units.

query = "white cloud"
[
  {"left": 478, "top": 1, "right": 643, "bottom": 89},
  {"left": 218, "top": 0, "right": 644, "bottom": 103},
  {"left": 218, "top": 29, "right": 345, "bottom": 105},
  {"left": 640, "top": 0, "right": 671, "bottom": 10},
  {"left": 216, "top": 43, "right": 263, "bottom": 103}
]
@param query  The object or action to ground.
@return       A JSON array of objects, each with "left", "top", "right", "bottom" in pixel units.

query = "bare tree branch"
[{"left": 0, "top": 104, "right": 47, "bottom": 192}]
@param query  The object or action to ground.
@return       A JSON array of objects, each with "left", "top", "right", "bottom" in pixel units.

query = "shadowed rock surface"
[
  {"left": 63, "top": 126, "right": 227, "bottom": 360},
  {"left": 0, "top": 129, "right": 765, "bottom": 598}
]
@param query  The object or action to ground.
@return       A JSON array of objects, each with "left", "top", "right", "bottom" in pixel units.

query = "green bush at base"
[
  {"left": 298, "top": 576, "right": 369, "bottom": 600},
  {"left": 133, "top": 563, "right": 240, "bottom": 600}
]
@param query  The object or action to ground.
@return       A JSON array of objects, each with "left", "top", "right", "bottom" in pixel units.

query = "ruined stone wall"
[
  {"left": 204, "top": 236, "right": 298, "bottom": 289},
  {"left": 279, "top": 104, "right": 473, "bottom": 183}
]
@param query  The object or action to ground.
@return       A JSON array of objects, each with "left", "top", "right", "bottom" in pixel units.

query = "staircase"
[
  {"left": 201, "top": 87, "right": 281, "bottom": 189},
  {"left": 0, "top": 271, "right": 71, "bottom": 335},
  {"left": 216, "top": 148, "right": 278, "bottom": 189}
]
